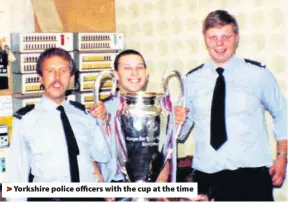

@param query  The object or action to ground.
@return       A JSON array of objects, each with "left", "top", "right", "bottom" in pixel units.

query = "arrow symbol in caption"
[{"left": 7, "top": 186, "right": 12, "bottom": 192}]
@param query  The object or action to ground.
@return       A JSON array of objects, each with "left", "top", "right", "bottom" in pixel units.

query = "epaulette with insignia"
[
  {"left": 69, "top": 100, "right": 87, "bottom": 114},
  {"left": 244, "top": 59, "right": 266, "bottom": 68},
  {"left": 186, "top": 64, "right": 204, "bottom": 76},
  {"left": 13, "top": 105, "right": 35, "bottom": 119}
]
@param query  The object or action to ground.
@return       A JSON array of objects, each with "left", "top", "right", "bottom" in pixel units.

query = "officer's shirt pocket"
[
  {"left": 226, "top": 84, "right": 260, "bottom": 116},
  {"left": 26, "top": 128, "right": 70, "bottom": 181}
]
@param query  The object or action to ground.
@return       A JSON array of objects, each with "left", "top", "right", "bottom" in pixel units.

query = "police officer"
[
  {"left": 91, "top": 49, "right": 151, "bottom": 183},
  {"left": 90, "top": 50, "right": 172, "bottom": 201},
  {"left": 8, "top": 47, "right": 110, "bottom": 201},
  {"left": 175, "top": 10, "right": 287, "bottom": 201}
]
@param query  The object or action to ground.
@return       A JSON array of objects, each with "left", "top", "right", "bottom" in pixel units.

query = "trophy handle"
[
  {"left": 115, "top": 102, "right": 130, "bottom": 182},
  {"left": 162, "top": 69, "right": 185, "bottom": 106},
  {"left": 93, "top": 70, "right": 117, "bottom": 158},
  {"left": 162, "top": 69, "right": 186, "bottom": 183},
  {"left": 93, "top": 70, "right": 118, "bottom": 104}
]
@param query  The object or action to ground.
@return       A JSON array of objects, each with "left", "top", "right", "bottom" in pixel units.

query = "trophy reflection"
[{"left": 119, "top": 92, "right": 165, "bottom": 182}]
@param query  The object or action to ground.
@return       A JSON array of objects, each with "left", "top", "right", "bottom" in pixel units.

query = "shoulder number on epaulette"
[
  {"left": 186, "top": 64, "right": 204, "bottom": 76},
  {"left": 13, "top": 105, "right": 35, "bottom": 119},
  {"left": 244, "top": 59, "right": 266, "bottom": 68},
  {"left": 69, "top": 100, "right": 87, "bottom": 114}
]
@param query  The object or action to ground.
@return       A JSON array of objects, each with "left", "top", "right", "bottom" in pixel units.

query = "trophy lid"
[
  {"left": 121, "top": 92, "right": 163, "bottom": 97},
  {"left": 120, "top": 92, "right": 164, "bottom": 105}
]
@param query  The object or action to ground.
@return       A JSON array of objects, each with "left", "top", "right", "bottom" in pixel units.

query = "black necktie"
[
  {"left": 57, "top": 105, "right": 80, "bottom": 182},
  {"left": 210, "top": 67, "right": 227, "bottom": 150}
]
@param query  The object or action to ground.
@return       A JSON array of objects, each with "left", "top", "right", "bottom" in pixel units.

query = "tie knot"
[
  {"left": 216, "top": 67, "right": 224, "bottom": 75},
  {"left": 57, "top": 105, "right": 65, "bottom": 112}
]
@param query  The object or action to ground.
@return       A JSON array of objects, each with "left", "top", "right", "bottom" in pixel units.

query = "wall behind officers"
[{"left": 7, "top": 47, "right": 110, "bottom": 201}]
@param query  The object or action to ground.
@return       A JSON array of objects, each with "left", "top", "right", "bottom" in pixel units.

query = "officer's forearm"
[
  {"left": 277, "top": 139, "right": 288, "bottom": 159},
  {"left": 156, "top": 161, "right": 171, "bottom": 182},
  {"left": 92, "top": 161, "right": 105, "bottom": 182}
]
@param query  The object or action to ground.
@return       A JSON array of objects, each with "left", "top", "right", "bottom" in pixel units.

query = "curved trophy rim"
[{"left": 121, "top": 92, "right": 164, "bottom": 98}]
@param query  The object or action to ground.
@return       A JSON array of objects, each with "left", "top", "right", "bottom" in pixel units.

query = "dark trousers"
[
  {"left": 193, "top": 167, "right": 274, "bottom": 201},
  {"left": 111, "top": 179, "right": 126, "bottom": 201}
]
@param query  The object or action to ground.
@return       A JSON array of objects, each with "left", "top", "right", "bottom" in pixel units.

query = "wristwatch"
[{"left": 277, "top": 152, "right": 288, "bottom": 157}]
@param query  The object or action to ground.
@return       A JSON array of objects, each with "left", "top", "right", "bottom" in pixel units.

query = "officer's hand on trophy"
[
  {"left": 174, "top": 106, "right": 189, "bottom": 125},
  {"left": 89, "top": 101, "right": 107, "bottom": 121}
]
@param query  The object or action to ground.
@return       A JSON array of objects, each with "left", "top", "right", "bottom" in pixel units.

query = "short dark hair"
[
  {"left": 114, "top": 49, "right": 146, "bottom": 71},
  {"left": 203, "top": 10, "right": 239, "bottom": 34},
  {"left": 36, "top": 47, "right": 77, "bottom": 76}
]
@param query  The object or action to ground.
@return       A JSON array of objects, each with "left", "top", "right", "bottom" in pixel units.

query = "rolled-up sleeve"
[
  {"left": 178, "top": 78, "right": 194, "bottom": 141},
  {"left": 261, "top": 68, "right": 287, "bottom": 140},
  {"left": 87, "top": 114, "right": 111, "bottom": 163}
]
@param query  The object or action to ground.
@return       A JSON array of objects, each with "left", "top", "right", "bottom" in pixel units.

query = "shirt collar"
[
  {"left": 207, "top": 55, "right": 240, "bottom": 74},
  {"left": 41, "top": 95, "right": 67, "bottom": 111}
]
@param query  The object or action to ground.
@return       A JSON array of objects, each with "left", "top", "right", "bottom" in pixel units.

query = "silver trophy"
[
  {"left": 119, "top": 92, "right": 165, "bottom": 182},
  {"left": 93, "top": 69, "right": 185, "bottom": 184},
  {"left": 116, "top": 69, "right": 185, "bottom": 183}
]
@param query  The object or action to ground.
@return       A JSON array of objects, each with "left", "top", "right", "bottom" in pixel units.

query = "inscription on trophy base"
[{"left": 120, "top": 114, "right": 163, "bottom": 182}]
